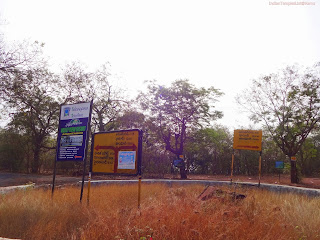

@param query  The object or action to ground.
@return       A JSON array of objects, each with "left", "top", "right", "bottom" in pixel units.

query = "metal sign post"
[
  {"left": 87, "top": 172, "right": 92, "bottom": 206},
  {"left": 258, "top": 151, "right": 262, "bottom": 187},
  {"left": 138, "top": 175, "right": 142, "bottom": 209},
  {"left": 275, "top": 161, "right": 285, "bottom": 183},
  {"left": 230, "top": 149, "right": 234, "bottom": 183},
  {"left": 52, "top": 159, "right": 57, "bottom": 197}
]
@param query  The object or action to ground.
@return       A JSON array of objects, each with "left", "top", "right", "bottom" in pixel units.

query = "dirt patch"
[{"left": 198, "top": 186, "right": 246, "bottom": 201}]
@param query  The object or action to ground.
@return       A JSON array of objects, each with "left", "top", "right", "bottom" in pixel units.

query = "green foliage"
[
  {"left": 116, "top": 110, "right": 146, "bottom": 130},
  {"left": 0, "top": 129, "right": 28, "bottom": 171},
  {"left": 233, "top": 150, "right": 260, "bottom": 176},
  {"left": 3, "top": 69, "right": 60, "bottom": 173},
  {"left": 0, "top": 37, "right": 60, "bottom": 173},
  {"left": 283, "top": 162, "right": 291, "bottom": 174},
  {"left": 140, "top": 119, "right": 172, "bottom": 177},
  {"left": 261, "top": 128, "right": 288, "bottom": 174},
  {"left": 185, "top": 126, "right": 232, "bottom": 174},
  {"left": 297, "top": 131, "right": 320, "bottom": 176}
]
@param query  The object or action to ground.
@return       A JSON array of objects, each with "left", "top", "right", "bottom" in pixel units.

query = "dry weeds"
[{"left": 0, "top": 184, "right": 319, "bottom": 240}]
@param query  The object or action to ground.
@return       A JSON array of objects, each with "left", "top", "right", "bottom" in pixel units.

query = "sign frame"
[
  {"left": 55, "top": 102, "right": 92, "bottom": 162},
  {"left": 233, "top": 130, "right": 262, "bottom": 151},
  {"left": 90, "top": 129, "right": 143, "bottom": 176}
]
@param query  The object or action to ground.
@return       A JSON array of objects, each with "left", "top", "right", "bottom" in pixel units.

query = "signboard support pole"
[
  {"left": 230, "top": 149, "right": 234, "bottom": 184},
  {"left": 80, "top": 157, "right": 87, "bottom": 203},
  {"left": 52, "top": 159, "right": 57, "bottom": 197},
  {"left": 80, "top": 100, "right": 93, "bottom": 203},
  {"left": 138, "top": 175, "right": 142, "bottom": 209},
  {"left": 87, "top": 172, "right": 92, "bottom": 206},
  {"left": 258, "top": 151, "right": 262, "bottom": 187},
  {"left": 279, "top": 170, "right": 281, "bottom": 183}
]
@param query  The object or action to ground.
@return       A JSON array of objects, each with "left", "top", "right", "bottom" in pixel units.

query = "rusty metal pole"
[{"left": 231, "top": 149, "right": 234, "bottom": 184}]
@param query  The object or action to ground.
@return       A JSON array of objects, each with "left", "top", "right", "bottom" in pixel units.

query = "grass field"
[{"left": 0, "top": 184, "right": 320, "bottom": 240}]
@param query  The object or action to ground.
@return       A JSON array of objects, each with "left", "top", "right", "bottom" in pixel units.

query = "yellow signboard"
[
  {"left": 91, "top": 129, "right": 142, "bottom": 175},
  {"left": 233, "top": 130, "right": 262, "bottom": 151}
]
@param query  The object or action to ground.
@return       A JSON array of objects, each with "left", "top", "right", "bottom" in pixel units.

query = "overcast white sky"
[{"left": 1, "top": 0, "right": 319, "bottom": 129}]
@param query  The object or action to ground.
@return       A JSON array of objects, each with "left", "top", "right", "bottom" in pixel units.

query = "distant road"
[
  {"left": 1, "top": 172, "right": 320, "bottom": 197},
  {"left": 0, "top": 172, "right": 81, "bottom": 187}
]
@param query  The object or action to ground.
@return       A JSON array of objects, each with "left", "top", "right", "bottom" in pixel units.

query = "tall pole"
[
  {"left": 230, "top": 149, "right": 234, "bottom": 183},
  {"left": 87, "top": 172, "right": 92, "bottom": 206},
  {"left": 51, "top": 159, "right": 57, "bottom": 197},
  {"left": 138, "top": 130, "right": 143, "bottom": 210},
  {"left": 80, "top": 100, "right": 93, "bottom": 203},
  {"left": 80, "top": 157, "right": 87, "bottom": 203},
  {"left": 258, "top": 151, "right": 262, "bottom": 187},
  {"left": 138, "top": 175, "right": 142, "bottom": 209}
]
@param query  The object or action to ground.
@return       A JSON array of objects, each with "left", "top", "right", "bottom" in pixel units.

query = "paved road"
[{"left": 0, "top": 172, "right": 81, "bottom": 187}]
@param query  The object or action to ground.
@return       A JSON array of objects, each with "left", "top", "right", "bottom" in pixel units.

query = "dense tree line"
[{"left": 1, "top": 34, "right": 320, "bottom": 181}]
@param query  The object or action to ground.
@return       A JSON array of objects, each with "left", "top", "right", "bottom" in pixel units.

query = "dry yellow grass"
[{"left": 0, "top": 184, "right": 320, "bottom": 240}]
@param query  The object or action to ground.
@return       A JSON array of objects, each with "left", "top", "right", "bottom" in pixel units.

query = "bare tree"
[
  {"left": 139, "top": 79, "right": 223, "bottom": 179},
  {"left": 61, "top": 62, "right": 127, "bottom": 132},
  {"left": 237, "top": 64, "right": 320, "bottom": 183}
]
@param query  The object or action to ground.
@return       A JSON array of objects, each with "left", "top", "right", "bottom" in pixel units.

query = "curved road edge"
[
  {"left": 87, "top": 179, "right": 320, "bottom": 197},
  {"left": 1, "top": 179, "right": 320, "bottom": 198}
]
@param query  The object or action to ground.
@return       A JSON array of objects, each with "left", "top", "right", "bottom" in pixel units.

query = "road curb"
[
  {"left": 86, "top": 179, "right": 320, "bottom": 197},
  {"left": 2, "top": 179, "right": 320, "bottom": 198},
  {"left": 0, "top": 184, "right": 35, "bottom": 195}
]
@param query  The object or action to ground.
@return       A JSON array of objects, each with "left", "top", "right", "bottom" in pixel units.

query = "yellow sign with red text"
[
  {"left": 233, "top": 130, "right": 262, "bottom": 151},
  {"left": 91, "top": 129, "right": 142, "bottom": 175}
]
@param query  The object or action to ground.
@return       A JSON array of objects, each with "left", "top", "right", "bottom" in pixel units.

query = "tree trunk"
[
  {"left": 176, "top": 154, "right": 187, "bottom": 179},
  {"left": 32, "top": 147, "right": 41, "bottom": 173},
  {"left": 290, "top": 160, "right": 298, "bottom": 183},
  {"left": 212, "top": 150, "right": 218, "bottom": 175},
  {"left": 98, "top": 119, "right": 104, "bottom": 132},
  {"left": 179, "top": 166, "right": 187, "bottom": 179}
]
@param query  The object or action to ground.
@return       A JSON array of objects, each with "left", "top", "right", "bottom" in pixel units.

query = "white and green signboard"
[{"left": 56, "top": 102, "right": 92, "bottom": 161}]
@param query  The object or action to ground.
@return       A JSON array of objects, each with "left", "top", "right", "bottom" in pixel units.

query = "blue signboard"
[
  {"left": 173, "top": 159, "right": 184, "bottom": 168},
  {"left": 275, "top": 161, "right": 284, "bottom": 169},
  {"left": 56, "top": 102, "right": 92, "bottom": 161}
]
